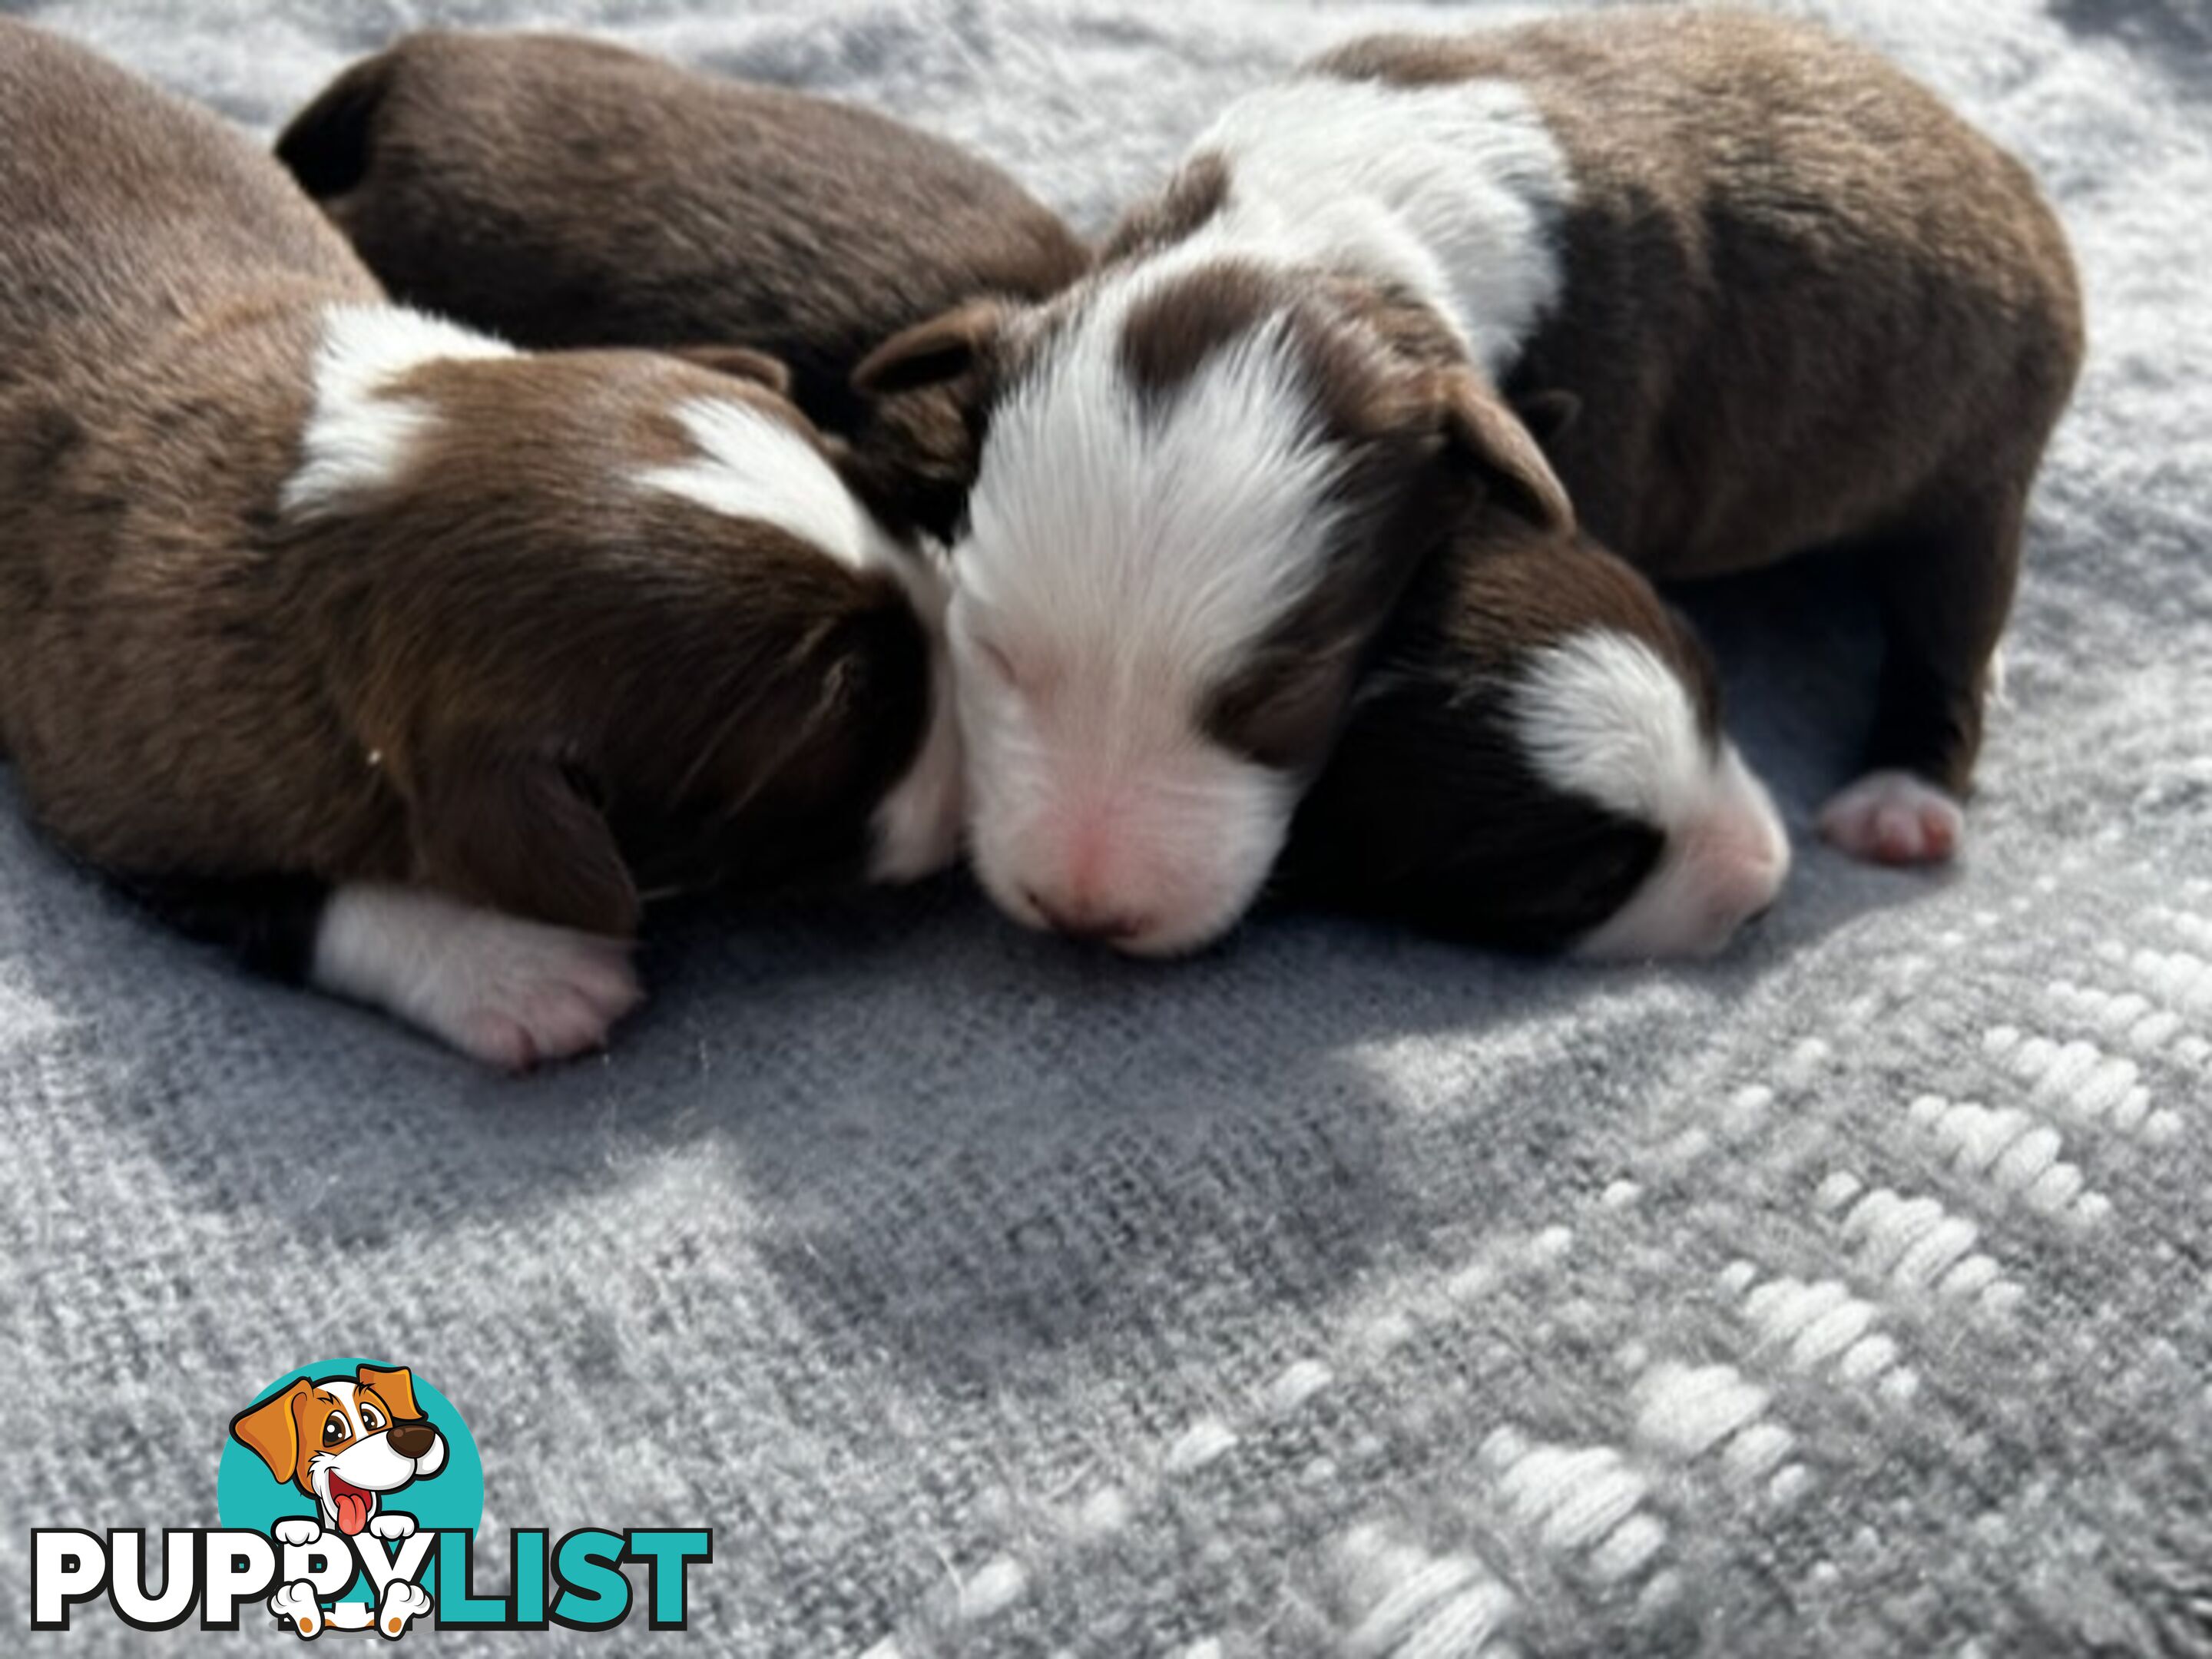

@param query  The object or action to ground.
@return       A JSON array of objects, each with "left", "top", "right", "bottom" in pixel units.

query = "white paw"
[
  {"left": 1817, "top": 770, "right": 1965, "bottom": 866},
  {"left": 273, "top": 1518, "right": 324, "bottom": 1548},
  {"left": 366, "top": 1512, "right": 416, "bottom": 1541},
  {"left": 376, "top": 1580, "right": 433, "bottom": 1640},
  {"left": 313, "top": 884, "right": 642, "bottom": 1070},
  {"left": 269, "top": 1580, "right": 323, "bottom": 1639}
]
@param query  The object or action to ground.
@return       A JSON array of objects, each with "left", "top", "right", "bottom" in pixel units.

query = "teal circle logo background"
[{"left": 217, "top": 1357, "right": 484, "bottom": 1568}]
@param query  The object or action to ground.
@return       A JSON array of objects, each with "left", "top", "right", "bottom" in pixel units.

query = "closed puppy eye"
[
  {"left": 321, "top": 1412, "right": 350, "bottom": 1447},
  {"left": 971, "top": 635, "right": 1024, "bottom": 689}
]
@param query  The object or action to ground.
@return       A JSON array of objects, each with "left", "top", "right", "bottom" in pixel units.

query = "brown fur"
[
  {"left": 1097, "top": 151, "right": 1232, "bottom": 266},
  {"left": 1318, "top": 8, "right": 2084, "bottom": 793},
  {"left": 0, "top": 21, "right": 932, "bottom": 950},
  {"left": 276, "top": 30, "right": 1091, "bottom": 541}
]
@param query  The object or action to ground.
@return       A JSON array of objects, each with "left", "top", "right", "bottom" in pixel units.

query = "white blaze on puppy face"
[
  {"left": 950, "top": 282, "right": 1348, "bottom": 954},
  {"left": 1513, "top": 630, "right": 1791, "bottom": 959},
  {"left": 935, "top": 71, "right": 1575, "bottom": 953}
]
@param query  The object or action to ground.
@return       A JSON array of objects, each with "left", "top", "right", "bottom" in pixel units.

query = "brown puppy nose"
[{"left": 386, "top": 1422, "right": 436, "bottom": 1461}]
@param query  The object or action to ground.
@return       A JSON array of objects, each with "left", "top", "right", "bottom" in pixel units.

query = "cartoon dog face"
[{"left": 230, "top": 1364, "right": 448, "bottom": 1537}]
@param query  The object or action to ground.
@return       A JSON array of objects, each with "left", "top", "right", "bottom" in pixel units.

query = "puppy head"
[
  {"left": 856, "top": 262, "right": 1568, "bottom": 954},
  {"left": 1284, "top": 523, "right": 1789, "bottom": 958},
  {"left": 284, "top": 305, "right": 962, "bottom": 922},
  {"left": 229, "top": 1364, "right": 448, "bottom": 1535}
]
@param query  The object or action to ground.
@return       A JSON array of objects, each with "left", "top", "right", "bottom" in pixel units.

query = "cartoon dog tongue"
[{"left": 327, "top": 1475, "right": 373, "bottom": 1536}]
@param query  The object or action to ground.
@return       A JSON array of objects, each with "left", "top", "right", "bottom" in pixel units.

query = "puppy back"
[
  {"left": 1316, "top": 9, "right": 2084, "bottom": 577},
  {"left": 279, "top": 31, "right": 1088, "bottom": 402},
  {"left": 0, "top": 18, "right": 372, "bottom": 381}
]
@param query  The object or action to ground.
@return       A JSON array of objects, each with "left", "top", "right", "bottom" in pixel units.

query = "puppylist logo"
[{"left": 31, "top": 1358, "right": 711, "bottom": 1638}]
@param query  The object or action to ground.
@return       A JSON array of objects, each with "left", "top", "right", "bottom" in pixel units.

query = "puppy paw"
[
  {"left": 273, "top": 1518, "right": 324, "bottom": 1548},
  {"left": 366, "top": 1513, "right": 416, "bottom": 1541},
  {"left": 313, "top": 885, "right": 641, "bottom": 1070},
  {"left": 376, "top": 1580, "right": 433, "bottom": 1641},
  {"left": 269, "top": 1580, "right": 323, "bottom": 1639},
  {"left": 1817, "top": 770, "right": 1964, "bottom": 865}
]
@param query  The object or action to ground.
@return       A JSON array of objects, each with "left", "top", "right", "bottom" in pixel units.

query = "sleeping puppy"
[
  {"left": 0, "top": 20, "right": 960, "bottom": 1065},
  {"left": 858, "top": 8, "right": 2081, "bottom": 960},
  {"left": 276, "top": 29, "right": 1091, "bottom": 544},
  {"left": 1280, "top": 518, "right": 1776, "bottom": 958}
]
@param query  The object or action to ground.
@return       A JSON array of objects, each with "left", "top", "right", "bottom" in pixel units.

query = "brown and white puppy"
[
  {"left": 859, "top": 8, "right": 2081, "bottom": 959},
  {"left": 275, "top": 29, "right": 1091, "bottom": 544},
  {"left": 0, "top": 20, "right": 961, "bottom": 1065},
  {"left": 1279, "top": 515, "right": 1771, "bottom": 957}
]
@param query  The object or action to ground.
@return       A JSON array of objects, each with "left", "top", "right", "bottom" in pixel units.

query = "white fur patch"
[
  {"left": 1513, "top": 630, "right": 1790, "bottom": 959},
  {"left": 310, "top": 883, "right": 641, "bottom": 1068},
  {"left": 637, "top": 397, "right": 909, "bottom": 579},
  {"left": 1193, "top": 74, "right": 1574, "bottom": 377},
  {"left": 282, "top": 303, "right": 515, "bottom": 516},
  {"left": 1514, "top": 632, "right": 1713, "bottom": 829},
  {"left": 953, "top": 293, "right": 1341, "bottom": 952}
]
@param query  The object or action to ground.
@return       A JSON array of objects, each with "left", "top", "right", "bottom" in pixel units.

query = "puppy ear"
[
  {"left": 1439, "top": 372, "right": 1575, "bottom": 535},
  {"left": 853, "top": 300, "right": 1010, "bottom": 399},
  {"left": 230, "top": 1379, "right": 311, "bottom": 1486},
  {"left": 275, "top": 51, "right": 393, "bottom": 200},
  {"left": 356, "top": 1363, "right": 422, "bottom": 1422},
  {"left": 415, "top": 750, "right": 641, "bottom": 939},
  {"left": 668, "top": 345, "right": 793, "bottom": 399}
]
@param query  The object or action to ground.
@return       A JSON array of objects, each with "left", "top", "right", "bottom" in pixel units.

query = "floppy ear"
[
  {"left": 668, "top": 345, "right": 793, "bottom": 399},
  {"left": 275, "top": 52, "right": 392, "bottom": 200},
  {"left": 357, "top": 1363, "right": 422, "bottom": 1422},
  {"left": 853, "top": 300, "right": 1011, "bottom": 399},
  {"left": 1439, "top": 373, "right": 1575, "bottom": 535},
  {"left": 415, "top": 749, "right": 641, "bottom": 939},
  {"left": 230, "top": 1379, "right": 312, "bottom": 1485}
]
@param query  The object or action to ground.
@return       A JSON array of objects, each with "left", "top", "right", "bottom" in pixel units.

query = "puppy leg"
[
  {"left": 310, "top": 885, "right": 640, "bottom": 1070},
  {"left": 121, "top": 871, "right": 637, "bottom": 1065},
  {"left": 1819, "top": 484, "right": 2025, "bottom": 865}
]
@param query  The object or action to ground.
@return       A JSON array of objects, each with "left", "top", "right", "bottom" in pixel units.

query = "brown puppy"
[
  {"left": 0, "top": 21, "right": 961, "bottom": 1065},
  {"left": 860, "top": 8, "right": 2081, "bottom": 959},
  {"left": 276, "top": 30, "right": 1091, "bottom": 543}
]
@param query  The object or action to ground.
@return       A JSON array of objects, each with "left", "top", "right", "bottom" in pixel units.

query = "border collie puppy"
[
  {"left": 276, "top": 29, "right": 1091, "bottom": 545},
  {"left": 857, "top": 8, "right": 2080, "bottom": 960},
  {"left": 0, "top": 20, "right": 959, "bottom": 1066}
]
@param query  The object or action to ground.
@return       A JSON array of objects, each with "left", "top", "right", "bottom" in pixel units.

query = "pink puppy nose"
[
  {"left": 1025, "top": 887, "right": 1150, "bottom": 945},
  {"left": 1681, "top": 802, "right": 1791, "bottom": 942}
]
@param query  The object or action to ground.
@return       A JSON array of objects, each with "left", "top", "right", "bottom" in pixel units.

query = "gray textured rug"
[{"left": 5, "top": 1, "right": 2210, "bottom": 1654}]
